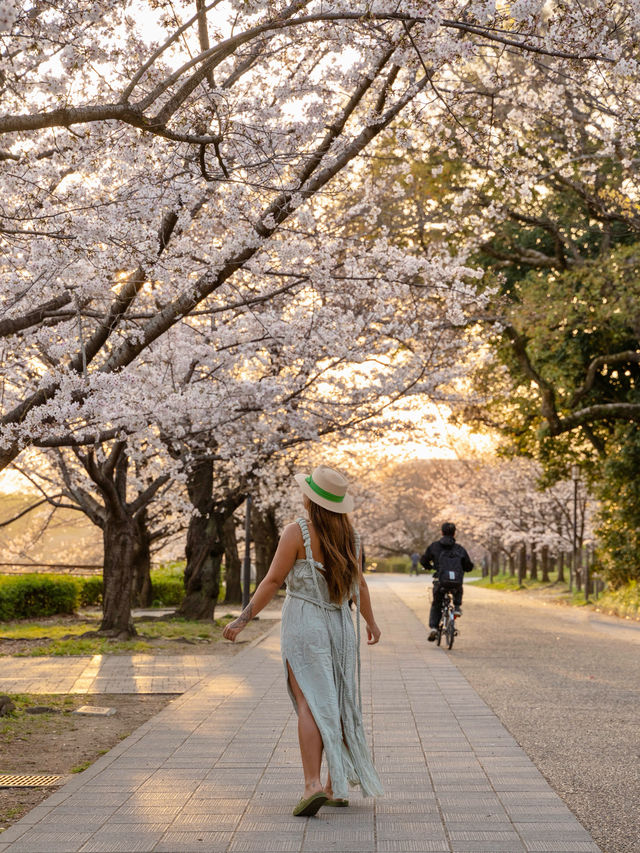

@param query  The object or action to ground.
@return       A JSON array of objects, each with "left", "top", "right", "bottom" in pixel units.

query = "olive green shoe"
[
  {"left": 325, "top": 797, "right": 349, "bottom": 807},
  {"left": 292, "top": 791, "right": 328, "bottom": 816}
]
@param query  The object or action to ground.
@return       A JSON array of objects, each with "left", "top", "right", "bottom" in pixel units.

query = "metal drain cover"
[{"left": 0, "top": 773, "right": 63, "bottom": 788}]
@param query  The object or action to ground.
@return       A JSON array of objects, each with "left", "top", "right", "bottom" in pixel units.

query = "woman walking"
[{"left": 223, "top": 465, "right": 383, "bottom": 816}]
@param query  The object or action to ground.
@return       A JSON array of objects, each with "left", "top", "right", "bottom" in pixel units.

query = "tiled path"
[
  {"left": 0, "top": 579, "right": 601, "bottom": 853},
  {"left": 0, "top": 654, "right": 223, "bottom": 694}
]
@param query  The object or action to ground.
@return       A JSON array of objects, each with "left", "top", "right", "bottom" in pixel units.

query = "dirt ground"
[
  {"left": 0, "top": 693, "right": 173, "bottom": 830},
  {"left": 0, "top": 616, "right": 279, "bottom": 833}
]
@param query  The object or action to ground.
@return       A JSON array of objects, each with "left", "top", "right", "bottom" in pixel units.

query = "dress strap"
[
  {"left": 353, "top": 529, "right": 362, "bottom": 713},
  {"left": 296, "top": 517, "right": 314, "bottom": 563}
]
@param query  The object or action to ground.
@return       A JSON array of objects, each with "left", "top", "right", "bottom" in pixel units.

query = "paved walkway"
[
  {"left": 0, "top": 579, "right": 601, "bottom": 852},
  {"left": 1, "top": 654, "right": 224, "bottom": 694}
]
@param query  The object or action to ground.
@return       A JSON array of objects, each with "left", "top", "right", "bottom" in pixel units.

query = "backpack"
[{"left": 437, "top": 546, "right": 465, "bottom": 584}]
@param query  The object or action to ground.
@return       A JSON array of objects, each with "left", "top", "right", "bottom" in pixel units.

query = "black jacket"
[{"left": 420, "top": 535, "right": 473, "bottom": 578}]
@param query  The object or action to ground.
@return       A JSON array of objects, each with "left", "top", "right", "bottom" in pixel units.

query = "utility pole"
[
  {"left": 571, "top": 464, "right": 579, "bottom": 595},
  {"left": 584, "top": 544, "right": 590, "bottom": 603},
  {"left": 242, "top": 494, "right": 252, "bottom": 611}
]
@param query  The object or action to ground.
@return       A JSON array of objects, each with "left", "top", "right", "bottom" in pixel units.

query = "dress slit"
[{"left": 285, "top": 659, "right": 320, "bottom": 727}]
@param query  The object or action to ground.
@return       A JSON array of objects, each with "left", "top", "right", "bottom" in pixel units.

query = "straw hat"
[{"left": 294, "top": 465, "right": 354, "bottom": 514}]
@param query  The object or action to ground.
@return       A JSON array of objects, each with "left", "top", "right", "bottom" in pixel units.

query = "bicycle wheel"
[{"left": 446, "top": 613, "right": 455, "bottom": 649}]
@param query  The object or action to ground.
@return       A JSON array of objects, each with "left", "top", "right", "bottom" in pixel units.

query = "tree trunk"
[
  {"left": 101, "top": 515, "right": 137, "bottom": 637},
  {"left": 557, "top": 551, "right": 566, "bottom": 583},
  {"left": 223, "top": 513, "right": 242, "bottom": 604},
  {"left": 508, "top": 552, "right": 516, "bottom": 577},
  {"left": 131, "top": 510, "right": 152, "bottom": 608},
  {"left": 253, "top": 505, "right": 279, "bottom": 585},
  {"left": 178, "top": 511, "right": 224, "bottom": 619},
  {"left": 518, "top": 544, "right": 526, "bottom": 586},
  {"left": 530, "top": 543, "right": 538, "bottom": 580},
  {"left": 541, "top": 545, "right": 550, "bottom": 583},
  {"left": 176, "top": 460, "right": 221, "bottom": 620},
  {"left": 575, "top": 548, "right": 583, "bottom": 591},
  {"left": 176, "top": 461, "right": 245, "bottom": 619},
  {"left": 489, "top": 550, "right": 499, "bottom": 582}
]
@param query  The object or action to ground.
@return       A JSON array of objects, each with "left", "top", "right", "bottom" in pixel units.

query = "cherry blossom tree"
[
  {"left": 12, "top": 442, "right": 184, "bottom": 634},
  {"left": 2, "top": 1, "right": 639, "bottom": 619},
  {"left": 1, "top": 0, "right": 634, "bottom": 468},
  {"left": 431, "top": 455, "right": 595, "bottom": 581},
  {"left": 12, "top": 271, "right": 476, "bottom": 630},
  {"left": 348, "top": 458, "right": 454, "bottom": 557},
  {"left": 352, "top": 452, "right": 594, "bottom": 585}
]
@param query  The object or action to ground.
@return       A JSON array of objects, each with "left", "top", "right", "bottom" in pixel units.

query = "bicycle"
[{"left": 436, "top": 588, "right": 458, "bottom": 649}]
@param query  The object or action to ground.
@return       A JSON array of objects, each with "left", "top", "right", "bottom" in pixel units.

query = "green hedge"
[
  {"left": 78, "top": 576, "right": 103, "bottom": 606},
  {"left": 368, "top": 556, "right": 414, "bottom": 573},
  {"left": 0, "top": 570, "right": 186, "bottom": 620},
  {"left": 0, "top": 574, "right": 78, "bottom": 620},
  {"left": 150, "top": 577, "right": 184, "bottom": 606}
]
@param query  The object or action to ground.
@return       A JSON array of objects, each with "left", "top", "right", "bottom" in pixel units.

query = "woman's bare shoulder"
[
  {"left": 280, "top": 520, "right": 304, "bottom": 541},
  {"left": 280, "top": 520, "right": 306, "bottom": 559}
]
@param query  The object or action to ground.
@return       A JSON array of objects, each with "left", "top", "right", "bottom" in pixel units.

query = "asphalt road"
[{"left": 380, "top": 574, "right": 640, "bottom": 853}]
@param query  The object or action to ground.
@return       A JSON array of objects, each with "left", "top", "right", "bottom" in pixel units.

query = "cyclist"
[{"left": 420, "top": 522, "right": 473, "bottom": 642}]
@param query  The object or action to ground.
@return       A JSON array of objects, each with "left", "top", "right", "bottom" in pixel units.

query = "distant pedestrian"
[
  {"left": 223, "top": 465, "right": 383, "bottom": 815},
  {"left": 420, "top": 522, "right": 473, "bottom": 641},
  {"left": 410, "top": 551, "right": 420, "bottom": 575}
]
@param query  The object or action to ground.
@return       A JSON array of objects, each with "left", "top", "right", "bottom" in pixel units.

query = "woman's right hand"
[
  {"left": 222, "top": 618, "right": 246, "bottom": 642},
  {"left": 366, "top": 622, "right": 381, "bottom": 645}
]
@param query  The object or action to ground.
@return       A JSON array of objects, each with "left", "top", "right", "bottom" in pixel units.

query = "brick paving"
[
  {"left": 0, "top": 654, "right": 225, "bottom": 694},
  {"left": 0, "top": 579, "right": 601, "bottom": 852}
]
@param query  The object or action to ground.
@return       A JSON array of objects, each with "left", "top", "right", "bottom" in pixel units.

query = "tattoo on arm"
[{"left": 230, "top": 602, "right": 253, "bottom": 629}]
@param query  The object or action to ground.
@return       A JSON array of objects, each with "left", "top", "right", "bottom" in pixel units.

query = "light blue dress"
[{"left": 280, "top": 517, "right": 383, "bottom": 800}]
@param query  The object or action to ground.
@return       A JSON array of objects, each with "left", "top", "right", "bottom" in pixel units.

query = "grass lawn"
[
  {"left": 595, "top": 580, "right": 640, "bottom": 619},
  {"left": 473, "top": 572, "right": 563, "bottom": 591},
  {"left": 474, "top": 573, "right": 639, "bottom": 619},
  {"left": 474, "top": 573, "right": 588, "bottom": 606},
  {"left": 0, "top": 613, "right": 238, "bottom": 656}
]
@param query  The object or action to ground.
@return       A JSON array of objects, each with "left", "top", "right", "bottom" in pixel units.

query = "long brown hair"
[{"left": 305, "top": 497, "right": 359, "bottom": 604}]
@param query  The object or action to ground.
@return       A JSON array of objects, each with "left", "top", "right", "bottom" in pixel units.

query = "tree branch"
[
  {"left": 547, "top": 402, "right": 640, "bottom": 434},
  {"left": 481, "top": 242, "right": 565, "bottom": 269},
  {"left": 502, "top": 323, "right": 562, "bottom": 432},
  {"left": 103, "top": 440, "right": 128, "bottom": 481},
  {"left": 0, "top": 11, "right": 611, "bottom": 142},
  {"left": 570, "top": 350, "right": 640, "bottom": 407},
  {"left": 34, "top": 427, "right": 127, "bottom": 447},
  {"left": 0, "top": 495, "right": 64, "bottom": 528},
  {"left": 1, "top": 267, "right": 145, "bottom": 464},
  {"left": 195, "top": 0, "right": 216, "bottom": 91},
  {"left": 129, "top": 473, "right": 171, "bottom": 517},
  {"left": 0, "top": 103, "right": 224, "bottom": 144},
  {"left": 0, "top": 293, "right": 73, "bottom": 339},
  {"left": 98, "top": 66, "right": 429, "bottom": 375}
]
